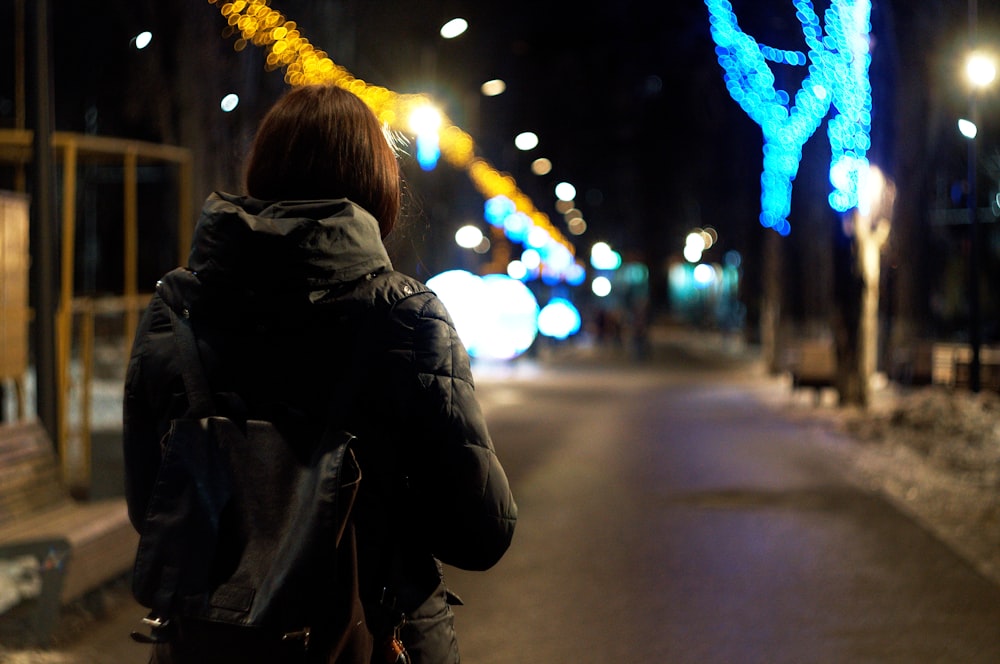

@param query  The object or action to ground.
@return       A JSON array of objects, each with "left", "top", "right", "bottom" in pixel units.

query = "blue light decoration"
[
  {"left": 705, "top": 0, "right": 872, "bottom": 234},
  {"left": 484, "top": 195, "right": 516, "bottom": 226},
  {"left": 416, "top": 132, "right": 441, "bottom": 171},
  {"left": 538, "top": 298, "right": 582, "bottom": 340},
  {"left": 426, "top": 270, "right": 540, "bottom": 360},
  {"left": 483, "top": 195, "right": 584, "bottom": 285}
]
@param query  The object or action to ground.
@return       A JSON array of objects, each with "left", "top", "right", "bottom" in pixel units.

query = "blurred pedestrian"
[{"left": 123, "top": 84, "right": 517, "bottom": 663}]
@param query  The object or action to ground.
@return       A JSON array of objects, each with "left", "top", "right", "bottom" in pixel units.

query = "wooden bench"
[
  {"left": 785, "top": 340, "right": 837, "bottom": 404},
  {"left": 930, "top": 343, "right": 1000, "bottom": 392},
  {"left": 0, "top": 421, "right": 137, "bottom": 643}
]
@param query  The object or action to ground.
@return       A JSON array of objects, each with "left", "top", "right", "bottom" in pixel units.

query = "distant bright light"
[
  {"left": 410, "top": 104, "right": 443, "bottom": 171},
  {"left": 531, "top": 158, "right": 552, "bottom": 175},
  {"left": 545, "top": 243, "right": 574, "bottom": 274},
  {"left": 590, "top": 242, "right": 622, "bottom": 271},
  {"left": 503, "top": 212, "right": 531, "bottom": 243},
  {"left": 484, "top": 195, "right": 515, "bottom": 226},
  {"left": 481, "top": 79, "right": 507, "bottom": 97},
  {"left": 408, "top": 105, "right": 442, "bottom": 134},
  {"left": 416, "top": 134, "right": 440, "bottom": 170},
  {"left": 683, "top": 245, "right": 703, "bottom": 263},
  {"left": 555, "top": 182, "right": 577, "bottom": 202},
  {"left": 514, "top": 132, "right": 539, "bottom": 151},
  {"left": 507, "top": 260, "right": 528, "bottom": 280},
  {"left": 133, "top": 31, "right": 152, "bottom": 50},
  {"left": 426, "top": 270, "right": 488, "bottom": 350},
  {"left": 967, "top": 52, "right": 997, "bottom": 88},
  {"left": 685, "top": 231, "right": 706, "bottom": 253},
  {"left": 440, "top": 18, "right": 469, "bottom": 39},
  {"left": 958, "top": 118, "right": 978, "bottom": 139},
  {"left": 220, "top": 94, "right": 240, "bottom": 112},
  {"left": 455, "top": 224, "right": 484, "bottom": 249},
  {"left": 526, "top": 226, "right": 550, "bottom": 249},
  {"left": 565, "top": 262, "right": 587, "bottom": 286},
  {"left": 591, "top": 276, "right": 612, "bottom": 297},
  {"left": 538, "top": 298, "right": 582, "bottom": 339},
  {"left": 473, "top": 275, "right": 539, "bottom": 360},
  {"left": 693, "top": 263, "right": 717, "bottom": 287},
  {"left": 520, "top": 248, "right": 541, "bottom": 270}
]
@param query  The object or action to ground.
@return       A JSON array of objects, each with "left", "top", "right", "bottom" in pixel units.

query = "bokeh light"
[
  {"left": 590, "top": 242, "right": 622, "bottom": 271},
  {"left": 538, "top": 298, "right": 582, "bottom": 339},
  {"left": 426, "top": 270, "right": 539, "bottom": 360},
  {"left": 220, "top": 93, "right": 240, "bottom": 112},
  {"left": 455, "top": 224, "right": 484, "bottom": 249},
  {"left": 693, "top": 263, "right": 717, "bottom": 288},
  {"left": 531, "top": 158, "right": 553, "bottom": 175},
  {"left": 555, "top": 182, "right": 577, "bottom": 202},
  {"left": 440, "top": 18, "right": 469, "bottom": 39},
  {"left": 515, "top": 132, "right": 539, "bottom": 151},
  {"left": 473, "top": 275, "right": 539, "bottom": 360},
  {"left": 520, "top": 248, "right": 541, "bottom": 270},
  {"left": 592, "top": 276, "right": 612, "bottom": 297},
  {"left": 507, "top": 260, "right": 528, "bottom": 280},
  {"left": 481, "top": 79, "right": 507, "bottom": 97},
  {"left": 426, "top": 270, "right": 489, "bottom": 350},
  {"left": 958, "top": 118, "right": 978, "bottom": 139},
  {"left": 132, "top": 31, "right": 152, "bottom": 50}
]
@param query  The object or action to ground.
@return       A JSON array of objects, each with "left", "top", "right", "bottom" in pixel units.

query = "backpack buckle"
[{"left": 129, "top": 612, "right": 175, "bottom": 644}]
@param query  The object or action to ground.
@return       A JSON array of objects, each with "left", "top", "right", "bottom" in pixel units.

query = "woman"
[{"left": 124, "top": 85, "right": 517, "bottom": 663}]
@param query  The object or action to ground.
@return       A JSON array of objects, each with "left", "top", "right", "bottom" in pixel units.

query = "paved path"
[{"left": 447, "top": 345, "right": 1000, "bottom": 663}]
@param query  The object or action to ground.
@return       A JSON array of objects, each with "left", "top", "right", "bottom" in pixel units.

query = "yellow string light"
[{"left": 206, "top": 0, "right": 573, "bottom": 255}]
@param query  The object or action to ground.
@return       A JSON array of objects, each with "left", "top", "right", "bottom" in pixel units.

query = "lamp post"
[{"left": 964, "top": 50, "right": 996, "bottom": 393}]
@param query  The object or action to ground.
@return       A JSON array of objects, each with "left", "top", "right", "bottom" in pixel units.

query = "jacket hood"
[{"left": 159, "top": 192, "right": 392, "bottom": 315}]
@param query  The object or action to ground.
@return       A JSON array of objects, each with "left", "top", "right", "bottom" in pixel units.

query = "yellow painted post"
[{"left": 57, "top": 138, "right": 77, "bottom": 486}]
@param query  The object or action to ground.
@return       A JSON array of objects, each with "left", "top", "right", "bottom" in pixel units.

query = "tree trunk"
[{"left": 760, "top": 230, "right": 784, "bottom": 374}]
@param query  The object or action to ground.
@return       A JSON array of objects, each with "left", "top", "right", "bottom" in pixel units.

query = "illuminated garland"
[
  {"left": 208, "top": 0, "right": 573, "bottom": 255},
  {"left": 705, "top": 0, "right": 872, "bottom": 234}
]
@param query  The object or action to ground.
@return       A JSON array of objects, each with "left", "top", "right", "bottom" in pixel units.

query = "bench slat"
[{"left": 0, "top": 421, "right": 138, "bottom": 605}]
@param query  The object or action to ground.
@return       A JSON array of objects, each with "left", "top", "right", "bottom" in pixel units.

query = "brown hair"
[{"left": 245, "top": 85, "right": 401, "bottom": 237}]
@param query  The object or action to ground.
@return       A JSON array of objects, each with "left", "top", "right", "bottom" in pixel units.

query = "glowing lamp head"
[
  {"left": 967, "top": 52, "right": 997, "bottom": 89},
  {"left": 408, "top": 104, "right": 442, "bottom": 135}
]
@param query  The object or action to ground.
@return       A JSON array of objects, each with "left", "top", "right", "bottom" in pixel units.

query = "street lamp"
[
  {"left": 967, "top": 52, "right": 997, "bottom": 88},
  {"left": 963, "top": 48, "right": 996, "bottom": 392}
]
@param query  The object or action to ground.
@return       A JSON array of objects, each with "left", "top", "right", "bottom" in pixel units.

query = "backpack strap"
[{"left": 167, "top": 304, "right": 216, "bottom": 419}]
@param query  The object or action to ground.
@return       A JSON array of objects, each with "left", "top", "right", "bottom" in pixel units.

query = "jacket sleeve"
[{"left": 387, "top": 290, "right": 517, "bottom": 571}]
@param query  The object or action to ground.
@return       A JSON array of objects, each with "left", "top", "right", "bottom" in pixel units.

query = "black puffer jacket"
[{"left": 124, "top": 192, "right": 517, "bottom": 662}]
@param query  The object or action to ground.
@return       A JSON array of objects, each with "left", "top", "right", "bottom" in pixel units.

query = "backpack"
[{"left": 129, "top": 305, "right": 373, "bottom": 663}]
